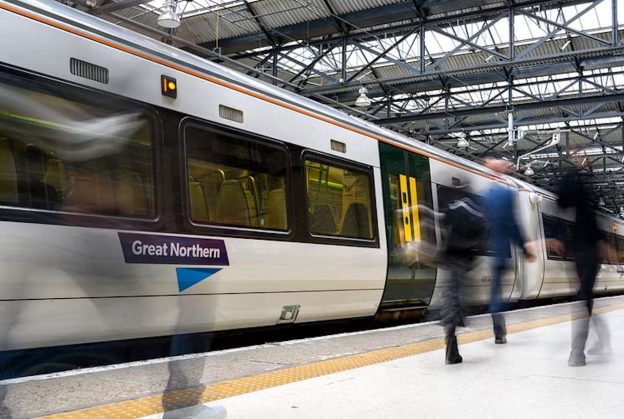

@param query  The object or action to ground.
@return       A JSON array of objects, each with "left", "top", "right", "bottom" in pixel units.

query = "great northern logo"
[
  {"left": 118, "top": 232, "right": 229, "bottom": 292},
  {"left": 118, "top": 232, "right": 229, "bottom": 265}
]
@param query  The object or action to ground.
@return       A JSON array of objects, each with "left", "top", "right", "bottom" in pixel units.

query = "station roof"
[{"left": 70, "top": 0, "right": 624, "bottom": 213}]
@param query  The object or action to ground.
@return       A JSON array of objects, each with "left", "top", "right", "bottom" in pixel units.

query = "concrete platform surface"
[
  {"left": 148, "top": 307, "right": 624, "bottom": 419},
  {"left": 0, "top": 296, "right": 623, "bottom": 418}
]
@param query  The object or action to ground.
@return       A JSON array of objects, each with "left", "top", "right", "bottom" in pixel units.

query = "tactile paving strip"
[{"left": 41, "top": 303, "right": 624, "bottom": 419}]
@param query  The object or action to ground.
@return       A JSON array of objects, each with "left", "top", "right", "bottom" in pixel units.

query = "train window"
[
  {"left": 184, "top": 124, "right": 288, "bottom": 231},
  {"left": 0, "top": 75, "right": 155, "bottom": 218},
  {"left": 607, "top": 234, "right": 618, "bottom": 265},
  {"left": 542, "top": 215, "right": 566, "bottom": 260},
  {"left": 304, "top": 159, "right": 373, "bottom": 240},
  {"left": 562, "top": 221, "right": 575, "bottom": 261},
  {"left": 617, "top": 237, "right": 624, "bottom": 264}
]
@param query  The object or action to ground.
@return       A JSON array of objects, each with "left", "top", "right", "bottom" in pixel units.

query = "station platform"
[{"left": 2, "top": 296, "right": 624, "bottom": 418}]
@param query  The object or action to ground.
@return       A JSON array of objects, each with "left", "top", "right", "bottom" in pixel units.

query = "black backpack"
[{"left": 444, "top": 197, "right": 486, "bottom": 255}]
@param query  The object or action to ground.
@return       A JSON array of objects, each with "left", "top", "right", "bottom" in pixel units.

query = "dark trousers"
[
  {"left": 490, "top": 265, "right": 507, "bottom": 338},
  {"left": 441, "top": 257, "right": 471, "bottom": 337},
  {"left": 571, "top": 247, "right": 609, "bottom": 354},
  {"left": 575, "top": 248, "right": 599, "bottom": 314}
]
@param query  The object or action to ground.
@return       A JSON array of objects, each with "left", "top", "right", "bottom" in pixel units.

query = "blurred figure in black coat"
[{"left": 558, "top": 158, "right": 611, "bottom": 366}]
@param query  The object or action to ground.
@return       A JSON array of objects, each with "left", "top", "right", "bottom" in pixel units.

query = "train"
[{"left": 0, "top": 0, "right": 623, "bottom": 352}]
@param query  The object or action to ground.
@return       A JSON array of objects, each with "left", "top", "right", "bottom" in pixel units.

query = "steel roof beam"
[
  {"left": 320, "top": 0, "right": 349, "bottom": 34},
  {"left": 426, "top": 14, "right": 508, "bottom": 71},
  {"left": 301, "top": 45, "right": 624, "bottom": 98},
  {"left": 90, "top": 0, "right": 150, "bottom": 15},
  {"left": 200, "top": 0, "right": 590, "bottom": 54},
  {"left": 242, "top": 0, "right": 274, "bottom": 45},
  {"left": 282, "top": 42, "right": 341, "bottom": 85},
  {"left": 350, "top": 39, "right": 422, "bottom": 76},
  {"left": 346, "top": 30, "right": 417, "bottom": 83},
  {"left": 277, "top": 51, "right": 340, "bottom": 84},
  {"left": 515, "top": 7, "right": 613, "bottom": 48},
  {"left": 375, "top": 92, "right": 624, "bottom": 125},
  {"left": 514, "top": 0, "right": 607, "bottom": 61},
  {"left": 408, "top": 111, "right": 624, "bottom": 136}
]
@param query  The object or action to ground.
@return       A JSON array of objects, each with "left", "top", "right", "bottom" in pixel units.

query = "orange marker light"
[{"left": 161, "top": 75, "right": 177, "bottom": 98}]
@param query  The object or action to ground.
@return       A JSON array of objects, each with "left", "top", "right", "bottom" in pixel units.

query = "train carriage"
[{"left": 0, "top": 0, "right": 623, "bottom": 352}]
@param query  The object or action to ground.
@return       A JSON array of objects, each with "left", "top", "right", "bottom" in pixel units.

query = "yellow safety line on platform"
[{"left": 41, "top": 302, "right": 624, "bottom": 419}]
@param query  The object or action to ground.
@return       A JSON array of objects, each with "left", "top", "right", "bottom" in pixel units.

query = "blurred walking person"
[
  {"left": 558, "top": 158, "right": 610, "bottom": 366},
  {"left": 484, "top": 158, "right": 536, "bottom": 344},
  {"left": 440, "top": 179, "right": 485, "bottom": 364}
]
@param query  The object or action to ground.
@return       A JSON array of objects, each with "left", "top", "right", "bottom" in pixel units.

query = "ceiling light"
[
  {"left": 158, "top": 0, "right": 180, "bottom": 29},
  {"left": 456, "top": 134, "right": 469, "bottom": 149},
  {"left": 599, "top": 197, "right": 606, "bottom": 206},
  {"left": 524, "top": 163, "right": 534, "bottom": 176},
  {"left": 355, "top": 86, "right": 371, "bottom": 107}
]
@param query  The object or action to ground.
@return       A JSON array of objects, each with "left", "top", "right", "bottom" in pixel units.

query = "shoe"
[
  {"left": 445, "top": 335, "right": 463, "bottom": 364},
  {"left": 568, "top": 351, "right": 586, "bottom": 367},
  {"left": 494, "top": 336, "right": 507, "bottom": 344},
  {"left": 587, "top": 342, "right": 611, "bottom": 355}
]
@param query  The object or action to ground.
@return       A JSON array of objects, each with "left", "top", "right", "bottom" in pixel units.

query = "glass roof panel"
[{"left": 143, "top": 0, "right": 259, "bottom": 18}]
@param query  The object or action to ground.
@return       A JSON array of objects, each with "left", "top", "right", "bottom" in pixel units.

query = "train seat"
[
  {"left": 341, "top": 203, "right": 370, "bottom": 238},
  {"left": 0, "top": 139, "right": 18, "bottom": 204},
  {"left": 115, "top": 169, "right": 149, "bottom": 217},
  {"left": 264, "top": 188, "right": 287, "bottom": 230},
  {"left": 237, "top": 175, "right": 259, "bottom": 227},
  {"left": 189, "top": 180, "right": 209, "bottom": 222},
  {"left": 196, "top": 169, "right": 224, "bottom": 220},
  {"left": 43, "top": 158, "right": 68, "bottom": 198},
  {"left": 71, "top": 170, "right": 116, "bottom": 214},
  {"left": 311, "top": 204, "right": 336, "bottom": 235},
  {"left": 214, "top": 180, "right": 250, "bottom": 226},
  {"left": 245, "top": 190, "right": 259, "bottom": 226}
]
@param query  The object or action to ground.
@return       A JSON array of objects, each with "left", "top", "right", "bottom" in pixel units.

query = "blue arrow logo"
[{"left": 175, "top": 267, "right": 222, "bottom": 292}]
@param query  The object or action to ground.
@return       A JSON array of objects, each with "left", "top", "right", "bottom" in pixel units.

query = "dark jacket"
[
  {"left": 484, "top": 184, "right": 527, "bottom": 267},
  {"left": 443, "top": 195, "right": 486, "bottom": 262},
  {"left": 558, "top": 170, "right": 602, "bottom": 249}
]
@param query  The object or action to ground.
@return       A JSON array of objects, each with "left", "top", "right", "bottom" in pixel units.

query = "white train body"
[{"left": 0, "top": 0, "right": 623, "bottom": 351}]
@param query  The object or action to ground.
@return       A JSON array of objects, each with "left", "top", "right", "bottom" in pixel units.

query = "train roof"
[{"left": 9, "top": 0, "right": 508, "bottom": 183}]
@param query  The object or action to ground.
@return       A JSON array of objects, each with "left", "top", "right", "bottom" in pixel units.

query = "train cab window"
[
  {"left": 0, "top": 75, "right": 155, "bottom": 218},
  {"left": 184, "top": 124, "right": 288, "bottom": 231},
  {"left": 304, "top": 159, "right": 374, "bottom": 240}
]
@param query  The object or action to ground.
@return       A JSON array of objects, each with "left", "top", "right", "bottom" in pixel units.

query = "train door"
[{"left": 379, "top": 143, "right": 436, "bottom": 309}]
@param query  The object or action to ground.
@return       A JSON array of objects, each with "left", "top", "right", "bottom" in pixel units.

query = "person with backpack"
[
  {"left": 483, "top": 158, "right": 536, "bottom": 344},
  {"left": 440, "top": 178, "right": 486, "bottom": 364}
]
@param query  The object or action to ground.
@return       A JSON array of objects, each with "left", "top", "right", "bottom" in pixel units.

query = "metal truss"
[
  {"left": 235, "top": 0, "right": 624, "bottom": 210},
  {"left": 77, "top": 0, "right": 624, "bottom": 211}
]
